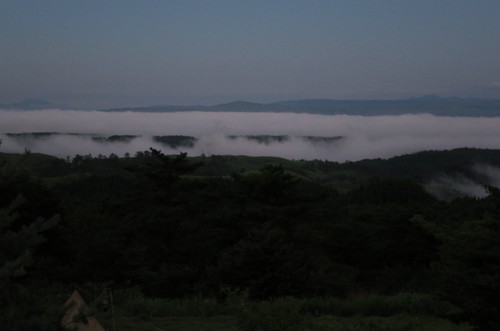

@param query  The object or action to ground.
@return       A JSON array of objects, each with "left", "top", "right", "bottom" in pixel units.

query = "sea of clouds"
[{"left": 2, "top": 109, "right": 500, "bottom": 162}]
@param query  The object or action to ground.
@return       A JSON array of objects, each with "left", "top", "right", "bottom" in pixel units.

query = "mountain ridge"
[
  {"left": 101, "top": 95, "right": 500, "bottom": 117},
  {"left": 2, "top": 96, "right": 500, "bottom": 117},
  {"left": 0, "top": 98, "right": 69, "bottom": 110}
]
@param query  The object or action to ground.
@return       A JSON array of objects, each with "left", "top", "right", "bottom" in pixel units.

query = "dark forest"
[{"left": 1, "top": 148, "right": 499, "bottom": 330}]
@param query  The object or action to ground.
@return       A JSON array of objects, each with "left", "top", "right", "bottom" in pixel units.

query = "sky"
[{"left": 1, "top": 0, "right": 500, "bottom": 108}]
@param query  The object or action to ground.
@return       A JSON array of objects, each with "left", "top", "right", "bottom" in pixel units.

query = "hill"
[
  {"left": 101, "top": 96, "right": 500, "bottom": 117},
  {"left": 2, "top": 147, "right": 500, "bottom": 329},
  {"left": 3, "top": 96, "right": 500, "bottom": 116},
  {"left": 0, "top": 98, "right": 67, "bottom": 110}
]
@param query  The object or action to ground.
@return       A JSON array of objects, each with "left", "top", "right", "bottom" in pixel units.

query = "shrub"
[
  {"left": 300, "top": 292, "right": 460, "bottom": 318},
  {"left": 237, "top": 297, "right": 312, "bottom": 331},
  {"left": 116, "top": 292, "right": 230, "bottom": 318}
]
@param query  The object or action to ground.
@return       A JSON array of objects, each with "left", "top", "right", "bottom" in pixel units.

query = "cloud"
[
  {"left": 473, "top": 163, "right": 500, "bottom": 188},
  {"left": 1, "top": 110, "right": 500, "bottom": 161},
  {"left": 493, "top": 81, "right": 500, "bottom": 88},
  {"left": 425, "top": 163, "right": 500, "bottom": 200},
  {"left": 426, "top": 175, "right": 489, "bottom": 200}
]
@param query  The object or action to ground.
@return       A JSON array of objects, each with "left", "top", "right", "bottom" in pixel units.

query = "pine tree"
[
  {"left": 0, "top": 196, "right": 58, "bottom": 287},
  {"left": 0, "top": 196, "right": 60, "bottom": 330}
]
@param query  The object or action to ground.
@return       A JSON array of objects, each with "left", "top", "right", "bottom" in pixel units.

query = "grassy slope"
[
  {"left": 102, "top": 314, "right": 472, "bottom": 331},
  {"left": 0, "top": 151, "right": 63, "bottom": 168},
  {"left": 0, "top": 152, "right": 369, "bottom": 192},
  {"left": 191, "top": 155, "right": 368, "bottom": 192},
  {"left": 91, "top": 293, "right": 473, "bottom": 331},
  {"left": 6, "top": 148, "right": 500, "bottom": 193}
]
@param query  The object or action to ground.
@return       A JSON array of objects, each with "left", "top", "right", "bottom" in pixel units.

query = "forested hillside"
[{"left": 1, "top": 148, "right": 500, "bottom": 330}]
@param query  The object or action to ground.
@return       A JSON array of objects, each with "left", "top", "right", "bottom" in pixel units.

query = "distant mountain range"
[
  {"left": 0, "top": 98, "right": 67, "bottom": 110},
  {"left": 2, "top": 95, "right": 500, "bottom": 117},
  {"left": 100, "top": 95, "right": 500, "bottom": 117}
]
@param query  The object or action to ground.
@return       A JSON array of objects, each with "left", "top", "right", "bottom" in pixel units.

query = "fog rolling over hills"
[{"left": 2, "top": 109, "right": 500, "bottom": 161}]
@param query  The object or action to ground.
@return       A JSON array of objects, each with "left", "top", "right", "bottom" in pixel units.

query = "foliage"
[
  {"left": 107, "top": 292, "right": 471, "bottom": 331},
  {"left": 314, "top": 315, "right": 473, "bottom": 331},
  {"left": 236, "top": 297, "right": 312, "bottom": 331},
  {"left": 2, "top": 148, "right": 500, "bottom": 329},
  {"left": 0, "top": 196, "right": 61, "bottom": 330},
  {"left": 412, "top": 212, "right": 500, "bottom": 329},
  {"left": 0, "top": 196, "right": 59, "bottom": 292},
  {"left": 300, "top": 292, "right": 460, "bottom": 318}
]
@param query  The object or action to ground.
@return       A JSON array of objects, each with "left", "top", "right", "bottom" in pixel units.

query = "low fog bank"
[
  {"left": 2, "top": 109, "right": 500, "bottom": 162},
  {"left": 426, "top": 164, "right": 500, "bottom": 200},
  {"left": 0, "top": 133, "right": 346, "bottom": 160}
]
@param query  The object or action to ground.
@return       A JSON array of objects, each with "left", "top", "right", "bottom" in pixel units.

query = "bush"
[
  {"left": 315, "top": 315, "right": 473, "bottom": 331},
  {"left": 237, "top": 297, "right": 312, "bottom": 331},
  {"left": 116, "top": 291, "right": 231, "bottom": 318},
  {"left": 300, "top": 292, "right": 460, "bottom": 318}
]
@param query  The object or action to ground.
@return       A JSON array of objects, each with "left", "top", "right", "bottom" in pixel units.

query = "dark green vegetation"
[
  {"left": 1, "top": 148, "right": 500, "bottom": 330},
  {"left": 228, "top": 135, "right": 290, "bottom": 144},
  {"left": 6, "top": 132, "right": 95, "bottom": 139},
  {"left": 153, "top": 135, "right": 198, "bottom": 149},
  {"left": 3, "top": 133, "right": 345, "bottom": 150},
  {"left": 92, "top": 135, "right": 138, "bottom": 143},
  {"left": 226, "top": 135, "right": 343, "bottom": 145}
]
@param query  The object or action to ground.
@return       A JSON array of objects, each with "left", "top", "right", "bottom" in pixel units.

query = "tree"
[
  {"left": 0, "top": 196, "right": 59, "bottom": 291},
  {"left": 0, "top": 196, "right": 60, "bottom": 330},
  {"left": 132, "top": 148, "right": 200, "bottom": 189},
  {"left": 216, "top": 223, "right": 311, "bottom": 299},
  {"left": 233, "top": 164, "right": 299, "bottom": 206},
  {"left": 411, "top": 214, "right": 500, "bottom": 329}
]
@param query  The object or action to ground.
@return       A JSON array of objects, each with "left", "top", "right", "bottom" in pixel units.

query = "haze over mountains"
[{"left": 3, "top": 95, "right": 500, "bottom": 117}]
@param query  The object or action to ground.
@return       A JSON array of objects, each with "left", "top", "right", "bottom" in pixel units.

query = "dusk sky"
[{"left": 2, "top": 0, "right": 500, "bottom": 108}]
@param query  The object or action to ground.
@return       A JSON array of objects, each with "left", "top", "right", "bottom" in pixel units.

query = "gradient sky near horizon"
[{"left": 1, "top": 0, "right": 500, "bottom": 108}]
